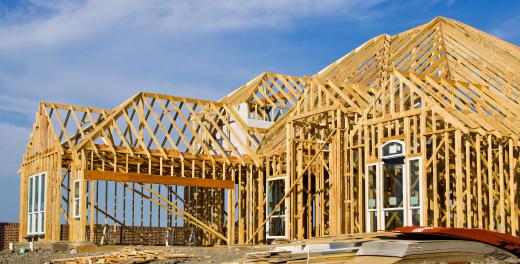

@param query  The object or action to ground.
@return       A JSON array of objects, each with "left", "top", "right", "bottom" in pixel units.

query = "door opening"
[{"left": 365, "top": 140, "right": 422, "bottom": 232}]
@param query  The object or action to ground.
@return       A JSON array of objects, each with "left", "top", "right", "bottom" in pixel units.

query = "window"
[
  {"left": 408, "top": 158, "right": 422, "bottom": 226},
  {"left": 266, "top": 176, "right": 288, "bottom": 239},
  {"left": 382, "top": 161, "right": 404, "bottom": 231},
  {"left": 27, "top": 172, "right": 46, "bottom": 235},
  {"left": 366, "top": 164, "right": 378, "bottom": 232},
  {"left": 73, "top": 180, "right": 81, "bottom": 219},
  {"left": 381, "top": 140, "right": 404, "bottom": 158}
]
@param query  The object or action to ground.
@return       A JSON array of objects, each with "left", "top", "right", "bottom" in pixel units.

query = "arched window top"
[{"left": 381, "top": 140, "right": 405, "bottom": 158}]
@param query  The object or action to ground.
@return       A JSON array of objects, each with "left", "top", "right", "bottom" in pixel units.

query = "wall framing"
[{"left": 19, "top": 17, "right": 520, "bottom": 245}]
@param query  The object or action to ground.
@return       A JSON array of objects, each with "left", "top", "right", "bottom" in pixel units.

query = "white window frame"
[
  {"left": 365, "top": 163, "right": 379, "bottom": 232},
  {"left": 266, "top": 175, "right": 289, "bottom": 239},
  {"left": 27, "top": 172, "right": 46, "bottom": 235},
  {"left": 73, "top": 180, "right": 81, "bottom": 219},
  {"left": 381, "top": 140, "right": 405, "bottom": 159},
  {"left": 407, "top": 157, "right": 423, "bottom": 226}
]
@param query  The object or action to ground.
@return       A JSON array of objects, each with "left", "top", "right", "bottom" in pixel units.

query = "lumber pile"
[
  {"left": 233, "top": 251, "right": 357, "bottom": 263},
  {"left": 46, "top": 247, "right": 192, "bottom": 264},
  {"left": 229, "top": 237, "right": 518, "bottom": 264},
  {"left": 229, "top": 241, "right": 360, "bottom": 263}
]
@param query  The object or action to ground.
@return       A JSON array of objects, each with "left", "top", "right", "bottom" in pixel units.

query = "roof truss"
[{"left": 74, "top": 92, "right": 261, "bottom": 165}]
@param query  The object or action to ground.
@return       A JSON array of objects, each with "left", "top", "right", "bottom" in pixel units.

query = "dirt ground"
[
  {"left": 1, "top": 245, "right": 516, "bottom": 264},
  {"left": 0, "top": 245, "right": 268, "bottom": 264}
]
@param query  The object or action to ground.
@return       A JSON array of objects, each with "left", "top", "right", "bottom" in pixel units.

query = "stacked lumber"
[
  {"left": 233, "top": 251, "right": 357, "bottom": 263},
  {"left": 229, "top": 236, "right": 519, "bottom": 264},
  {"left": 46, "top": 247, "right": 192, "bottom": 264},
  {"left": 357, "top": 239, "right": 516, "bottom": 258},
  {"left": 229, "top": 241, "right": 360, "bottom": 263}
]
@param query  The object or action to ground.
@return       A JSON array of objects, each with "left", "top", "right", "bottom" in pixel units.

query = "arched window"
[{"left": 381, "top": 140, "right": 405, "bottom": 158}]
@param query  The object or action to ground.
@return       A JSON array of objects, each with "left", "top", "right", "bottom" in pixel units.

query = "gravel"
[
  {"left": 0, "top": 249, "right": 87, "bottom": 264},
  {"left": 0, "top": 245, "right": 268, "bottom": 264}
]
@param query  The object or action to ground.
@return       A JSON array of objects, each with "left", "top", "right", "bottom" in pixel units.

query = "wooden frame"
[
  {"left": 365, "top": 162, "right": 379, "bottom": 232},
  {"left": 19, "top": 17, "right": 520, "bottom": 245}
]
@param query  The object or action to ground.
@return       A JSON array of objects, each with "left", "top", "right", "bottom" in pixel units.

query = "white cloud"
[
  {"left": 0, "top": 123, "right": 30, "bottom": 221},
  {"left": 0, "top": 0, "right": 384, "bottom": 51},
  {"left": 0, "top": 123, "right": 30, "bottom": 176},
  {"left": 0, "top": 0, "right": 388, "bottom": 115},
  {"left": 489, "top": 16, "right": 520, "bottom": 41},
  {"left": 0, "top": 94, "right": 38, "bottom": 115}
]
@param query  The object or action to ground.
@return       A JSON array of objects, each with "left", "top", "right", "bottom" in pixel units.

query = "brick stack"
[
  {"left": 0, "top": 223, "right": 19, "bottom": 250},
  {"left": 1, "top": 223, "right": 187, "bottom": 247},
  {"left": 85, "top": 225, "right": 187, "bottom": 245},
  {"left": 60, "top": 224, "right": 69, "bottom": 241}
]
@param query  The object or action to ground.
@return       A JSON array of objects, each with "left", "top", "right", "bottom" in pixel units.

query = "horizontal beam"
[
  {"left": 143, "top": 92, "right": 227, "bottom": 107},
  {"left": 41, "top": 101, "right": 111, "bottom": 113},
  {"left": 83, "top": 170, "right": 234, "bottom": 189},
  {"left": 85, "top": 144, "right": 255, "bottom": 164}
]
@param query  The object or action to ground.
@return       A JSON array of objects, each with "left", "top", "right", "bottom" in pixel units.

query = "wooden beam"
[{"left": 83, "top": 170, "right": 234, "bottom": 189}]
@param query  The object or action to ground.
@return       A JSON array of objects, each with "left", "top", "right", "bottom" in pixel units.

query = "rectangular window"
[
  {"left": 366, "top": 164, "right": 378, "bottom": 232},
  {"left": 266, "top": 176, "right": 288, "bottom": 239},
  {"left": 73, "top": 180, "right": 81, "bottom": 219},
  {"left": 27, "top": 172, "right": 46, "bottom": 235},
  {"left": 383, "top": 163, "right": 404, "bottom": 209},
  {"left": 408, "top": 158, "right": 422, "bottom": 226},
  {"left": 382, "top": 161, "right": 405, "bottom": 231}
]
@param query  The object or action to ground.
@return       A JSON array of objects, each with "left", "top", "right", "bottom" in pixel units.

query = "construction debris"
[
  {"left": 45, "top": 247, "right": 193, "bottom": 264},
  {"left": 228, "top": 231, "right": 519, "bottom": 264},
  {"left": 357, "top": 240, "right": 515, "bottom": 259}
]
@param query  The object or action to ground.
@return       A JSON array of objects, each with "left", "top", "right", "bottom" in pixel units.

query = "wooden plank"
[
  {"left": 420, "top": 105, "right": 428, "bottom": 226},
  {"left": 444, "top": 131, "right": 451, "bottom": 227},
  {"left": 476, "top": 134, "right": 483, "bottom": 229},
  {"left": 488, "top": 135, "right": 494, "bottom": 231},
  {"left": 465, "top": 139, "right": 472, "bottom": 228},
  {"left": 83, "top": 170, "right": 234, "bottom": 189},
  {"left": 455, "top": 130, "right": 463, "bottom": 228},
  {"left": 510, "top": 140, "right": 517, "bottom": 235},
  {"left": 499, "top": 143, "right": 505, "bottom": 232}
]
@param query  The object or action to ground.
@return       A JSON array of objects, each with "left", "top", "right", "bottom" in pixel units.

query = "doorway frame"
[{"left": 365, "top": 140, "right": 424, "bottom": 232}]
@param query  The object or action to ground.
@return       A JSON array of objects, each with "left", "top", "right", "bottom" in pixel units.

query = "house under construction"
[{"left": 19, "top": 17, "right": 520, "bottom": 245}]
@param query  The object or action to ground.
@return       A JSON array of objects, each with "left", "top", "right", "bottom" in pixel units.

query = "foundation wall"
[{"left": 0, "top": 223, "right": 188, "bottom": 249}]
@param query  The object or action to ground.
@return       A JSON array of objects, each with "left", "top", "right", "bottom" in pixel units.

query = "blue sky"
[{"left": 0, "top": 0, "right": 519, "bottom": 222}]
